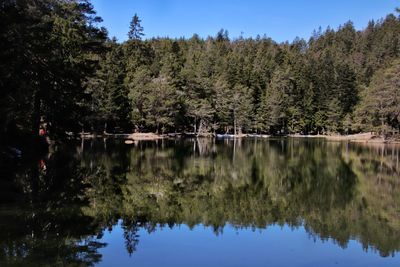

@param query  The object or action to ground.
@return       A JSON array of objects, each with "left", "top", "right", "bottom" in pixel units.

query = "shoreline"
[
  {"left": 79, "top": 132, "right": 400, "bottom": 144},
  {"left": 288, "top": 133, "right": 400, "bottom": 144}
]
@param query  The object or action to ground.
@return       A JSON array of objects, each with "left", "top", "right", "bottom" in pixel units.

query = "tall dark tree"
[
  {"left": 128, "top": 13, "right": 144, "bottom": 41},
  {"left": 0, "top": 0, "right": 106, "bottom": 142}
]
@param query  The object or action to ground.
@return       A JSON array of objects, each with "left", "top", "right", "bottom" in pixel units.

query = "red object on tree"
[{"left": 39, "top": 128, "right": 46, "bottom": 136}]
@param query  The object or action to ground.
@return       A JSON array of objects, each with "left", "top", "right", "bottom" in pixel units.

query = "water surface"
[{"left": 1, "top": 138, "right": 400, "bottom": 266}]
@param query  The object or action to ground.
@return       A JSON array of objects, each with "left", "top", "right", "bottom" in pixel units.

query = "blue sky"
[{"left": 91, "top": 0, "right": 398, "bottom": 42}]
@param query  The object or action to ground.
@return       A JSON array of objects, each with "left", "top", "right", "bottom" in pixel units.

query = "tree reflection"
[
  {"left": 1, "top": 138, "right": 400, "bottom": 265},
  {"left": 0, "top": 144, "right": 107, "bottom": 266}
]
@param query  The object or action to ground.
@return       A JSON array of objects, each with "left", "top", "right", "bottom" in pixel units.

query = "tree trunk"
[
  {"left": 197, "top": 119, "right": 203, "bottom": 136},
  {"left": 233, "top": 110, "right": 237, "bottom": 136},
  {"left": 32, "top": 91, "right": 41, "bottom": 137}
]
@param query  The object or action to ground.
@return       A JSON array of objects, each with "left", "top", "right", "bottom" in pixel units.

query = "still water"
[{"left": 1, "top": 138, "right": 400, "bottom": 266}]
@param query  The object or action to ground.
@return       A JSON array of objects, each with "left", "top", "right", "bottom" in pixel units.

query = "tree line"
[{"left": 1, "top": 1, "right": 400, "bottom": 141}]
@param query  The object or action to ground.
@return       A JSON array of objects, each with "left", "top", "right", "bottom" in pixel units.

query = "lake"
[{"left": 1, "top": 138, "right": 400, "bottom": 267}]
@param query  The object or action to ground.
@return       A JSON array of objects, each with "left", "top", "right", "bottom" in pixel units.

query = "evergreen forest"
[{"left": 1, "top": 0, "right": 400, "bottom": 143}]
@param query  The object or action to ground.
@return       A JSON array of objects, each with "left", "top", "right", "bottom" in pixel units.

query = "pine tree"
[
  {"left": 143, "top": 76, "right": 178, "bottom": 133},
  {"left": 214, "top": 78, "right": 232, "bottom": 133},
  {"left": 354, "top": 59, "right": 400, "bottom": 133},
  {"left": 263, "top": 69, "right": 291, "bottom": 134},
  {"left": 127, "top": 66, "right": 152, "bottom": 131},
  {"left": 336, "top": 63, "right": 358, "bottom": 116},
  {"left": 88, "top": 39, "right": 130, "bottom": 132},
  {"left": 128, "top": 14, "right": 144, "bottom": 41},
  {"left": 232, "top": 84, "right": 253, "bottom": 135}
]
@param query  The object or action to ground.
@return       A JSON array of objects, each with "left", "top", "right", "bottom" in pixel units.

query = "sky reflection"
[{"left": 98, "top": 222, "right": 400, "bottom": 267}]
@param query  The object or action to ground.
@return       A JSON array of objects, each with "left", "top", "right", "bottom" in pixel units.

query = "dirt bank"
[
  {"left": 290, "top": 132, "right": 400, "bottom": 144},
  {"left": 126, "top": 133, "right": 166, "bottom": 141}
]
